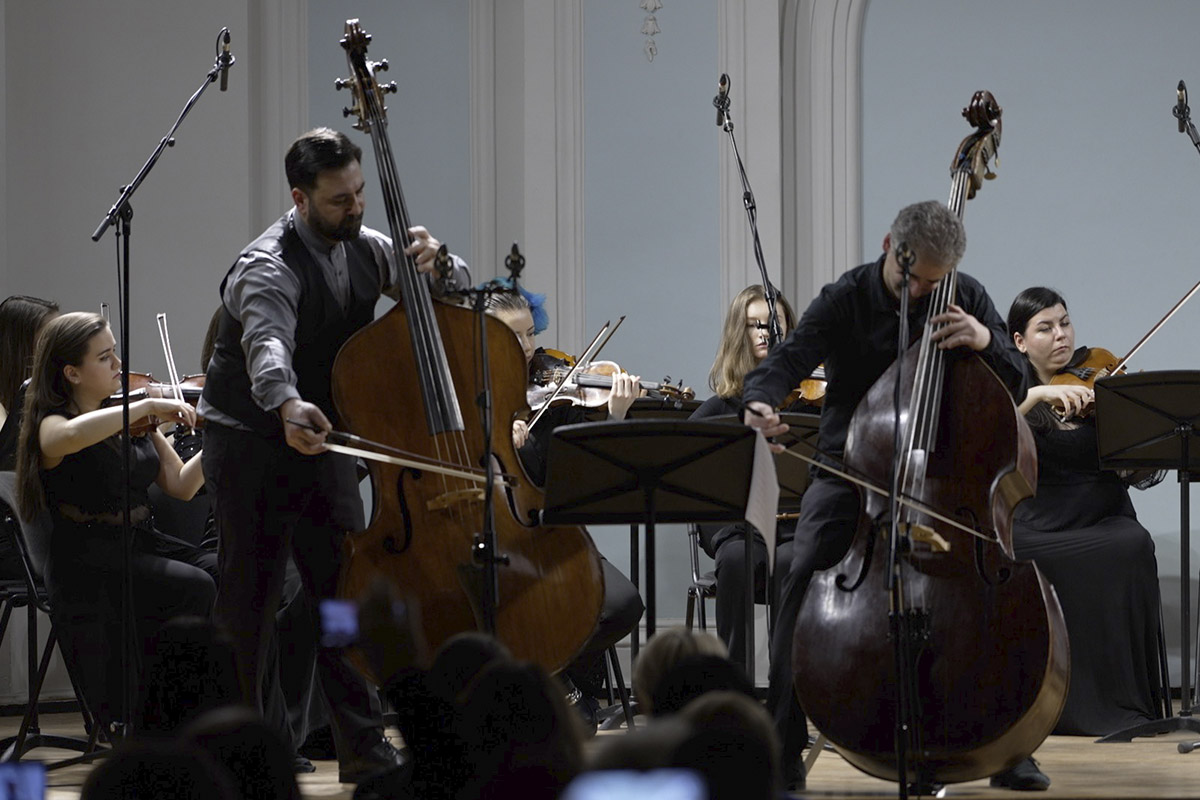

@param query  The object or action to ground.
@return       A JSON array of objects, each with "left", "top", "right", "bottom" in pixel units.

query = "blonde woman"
[{"left": 689, "top": 285, "right": 810, "bottom": 674}]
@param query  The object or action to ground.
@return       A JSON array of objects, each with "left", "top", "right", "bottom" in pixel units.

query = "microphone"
[
  {"left": 714, "top": 73, "right": 729, "bottom": 127},
  {"left": 1179, "top": 740, "right": 1200, "bottom": 754},
  {"left": 1176, "top": 80, "right": 1188, "bottom": 133},
  {"left": 219, "top": 29, "right": 233, "bottom": 92}
]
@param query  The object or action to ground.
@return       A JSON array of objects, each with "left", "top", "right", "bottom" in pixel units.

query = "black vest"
[{"left": 202, "top": 215, "right": 380, "bottom": 437}]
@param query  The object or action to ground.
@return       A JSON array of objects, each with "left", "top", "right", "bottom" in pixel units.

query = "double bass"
[
  {"left": 329, "top": 21, "right": 604, "bottom": 683},
  {"left": 791, "top": 92, "right": 1069, "bottom": 786}
]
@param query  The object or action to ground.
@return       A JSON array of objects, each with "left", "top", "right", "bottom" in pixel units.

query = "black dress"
[
  {"left": 41, "top": 430, "right": 217, "bottom": 730},
  {"left": 1012, "top": 418, "right": 1161, "bottom": 736}
]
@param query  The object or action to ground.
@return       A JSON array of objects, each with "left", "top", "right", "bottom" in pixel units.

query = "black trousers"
[
  {"left": 765, "top": 476, "right": 859, "bottom": 770},
  {"left": 202, "top": 422, "right": 382, "bottom": 766},
  {"left": 708, "top": 529, "right": 797, "bottom": 675},
  {"left": 45, "top": 522, "right": 216, "bottom": 732},
  {"left": 565, "top": 558, "right": 644, "bottom": 694}
]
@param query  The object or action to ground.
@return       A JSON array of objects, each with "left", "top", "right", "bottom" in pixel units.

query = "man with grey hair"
[{"left": 742, "top": 200, "right": 1043, "bottom": 791}]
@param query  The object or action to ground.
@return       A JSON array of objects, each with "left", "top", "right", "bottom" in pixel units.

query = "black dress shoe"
[
  {"left": 298, "top": 724, "right": 337, "bottom": 760},
  {"left": 292, "top": 754, "right": 316, "bottom": 774},
  {"left": 339, "top": 739, "right": 409, "bottom": 784},
  {"left": 563, "top": 675, "right": 598, "bottom": 738},
  {"left": 351, "top": 760, "right": 417, "bottom": 800},
  {"left": 990, "top": 757, "right": 1050, "bottom": 791},
  {"left": 785, "top": 758, "right": 806, "bottom": 792}
]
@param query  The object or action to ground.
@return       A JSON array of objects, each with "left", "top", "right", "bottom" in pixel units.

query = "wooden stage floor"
[{"left": 5, "top": 712, "right": 1200, "bottom": 799}]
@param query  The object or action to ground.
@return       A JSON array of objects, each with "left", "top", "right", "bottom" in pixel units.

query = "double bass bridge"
[{"left": 427, "top": 487, "right": 486, "bottom": 511}]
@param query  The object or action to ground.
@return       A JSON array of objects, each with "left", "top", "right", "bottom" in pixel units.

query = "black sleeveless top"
[{"left": 41, "top": 425, "right": 160, "bottom": 516}]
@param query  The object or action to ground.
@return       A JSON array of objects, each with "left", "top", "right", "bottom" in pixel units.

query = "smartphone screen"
[
  {"left": 318, "top": 598, "right": 359, "bottom": 648},
  {"left": 562, "top": 769, "right": 706, "bottom": 800},
  {"left": 0, "top": 763, "right": 46, "bottom": 800}
]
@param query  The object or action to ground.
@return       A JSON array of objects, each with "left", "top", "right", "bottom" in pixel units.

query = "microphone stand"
[
  {"left": 714, "top": 75, "right": 783, "bottom": 347},
  {"left": 461, "top": 244, "right": 527, "bottom": 635},
  {"left": 88, "top": 28, "right": 231, "bottom": 737}
]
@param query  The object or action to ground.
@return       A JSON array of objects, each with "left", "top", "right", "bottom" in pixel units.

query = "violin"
[
  {"left": 1047, "top": 346, "right": 1121, "bottom": 418},
  {"left": 107, "top": 372, "right": 205, "bottom": 437},
  {"left": 784, "top": 365, "right": 826, "bottom": 408},
  {"left": 527, "top": 348, "right": 694, "bottom": 410}
]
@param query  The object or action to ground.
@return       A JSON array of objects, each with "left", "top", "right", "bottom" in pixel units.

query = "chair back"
[{"left": 0, "top": 470, "right": 53, "bottom": 604}]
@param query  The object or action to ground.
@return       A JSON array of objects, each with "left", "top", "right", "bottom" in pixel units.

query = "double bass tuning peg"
[
  {"left": 335, "top": 77, "right": 352, "bottom": 91},
  {"left": 379, "top": 81, "right": 398, "bottom": 95},
  {"left": 372, "top": 59, "right": 389, "bottom": 73}
]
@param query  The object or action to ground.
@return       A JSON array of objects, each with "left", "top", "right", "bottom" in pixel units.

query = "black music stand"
[
  {"left": 596, "top": 398, "right": 702, "bottom": 662},
  {"left": 541, "top": 420, "right": 778, "bottom": 672},
  {"left": 1092, "top": 371, "right": 1200, "bottom": 741}
]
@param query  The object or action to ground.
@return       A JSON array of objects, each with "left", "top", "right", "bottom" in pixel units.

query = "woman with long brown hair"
[
  {"left": 15, "top": 311, "right": 217, "bottom": 733},
  {"left": 0, "top": 294, "right": 59, "bottom": 581},
  {"left": 0, "top": 295, "right": 59, "bottom": 469}
]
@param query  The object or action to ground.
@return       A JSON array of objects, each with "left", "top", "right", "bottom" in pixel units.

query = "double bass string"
[{"left": 345, "top": 35, "right": 478, "bottom": 520}]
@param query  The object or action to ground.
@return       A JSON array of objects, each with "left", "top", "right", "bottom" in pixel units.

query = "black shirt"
[{"left": 742, "top": 255, "right": 1027, "bottom": 459}]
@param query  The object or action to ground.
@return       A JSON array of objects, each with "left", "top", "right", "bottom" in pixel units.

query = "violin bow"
[
  {"left": 741, "top": 404, "right": 996, "bottom": 547},
  {"left": 1110, "top": 276, "right": 1200, "bottom": 375},
  {"left": 285, "top": 419, "right": 515, "bottom": 487},
  {"left": 525, "top": 319, "right": 613, "bottom": 429},
  {"left": 156, "top": 312, "right": 194, "bottom": 434}
]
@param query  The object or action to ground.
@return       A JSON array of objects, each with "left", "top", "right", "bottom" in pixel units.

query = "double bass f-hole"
[{"left": 387, "top": 468, "right": 423, "bottom": 555}]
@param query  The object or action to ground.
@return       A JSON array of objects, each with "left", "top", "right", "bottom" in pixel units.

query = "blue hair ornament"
[{"left": 478, "top": 277, "right": 549, "bottom": 334}]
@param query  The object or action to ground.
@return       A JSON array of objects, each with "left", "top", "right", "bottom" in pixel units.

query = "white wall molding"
[
  {"left": 488, "top": 0, "right": 586, "bottom": 354},
  {"left": 469, "top": 0, "right": 498, "bottom": 282},
  {"left": 551, "top": 0, "right": 587, "bottom": 357},
  {"left": 780, "top": 0, "right": 869, "bottom": 308},
  {"left": 248, "top": 0, "right": 309, "bottom": 236},
  {"left": 716, "top": 0, "right": 784, "bottom": 313}
]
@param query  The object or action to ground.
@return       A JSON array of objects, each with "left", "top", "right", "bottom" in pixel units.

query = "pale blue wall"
[
  {"left": 581, "top": 0, "right": 721, "bottom": 620},
  {"left": 864, "top": 0, "right": 1200, "bottom": 676},
  {"left": 308, "top": 3, "right": 472, "bottom": 267}
]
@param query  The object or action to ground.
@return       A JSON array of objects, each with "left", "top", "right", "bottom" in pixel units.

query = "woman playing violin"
[
  {"left": 1008, "top": 287, "right": 1163, "bottom": 736},
  {"left": 13, "top": 311, "right": 217, "bottom": 733},
  {"left": 490, "top": 290, "right": 641, "bottom": 486},
  {"left": 688, "top": 284, "right": 811, "bottom": 674},
  {"left": 488, "top": 288, "right": 644, "bottom": 731}
]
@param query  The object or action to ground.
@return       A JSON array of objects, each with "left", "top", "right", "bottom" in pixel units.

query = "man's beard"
[{"left": 310, "top": 210, "right": 363, "bottom": 241}]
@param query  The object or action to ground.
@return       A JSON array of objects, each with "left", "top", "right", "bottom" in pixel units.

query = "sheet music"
[{"left": 746, "top": 430, "right": 781, "bottom": 572}]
